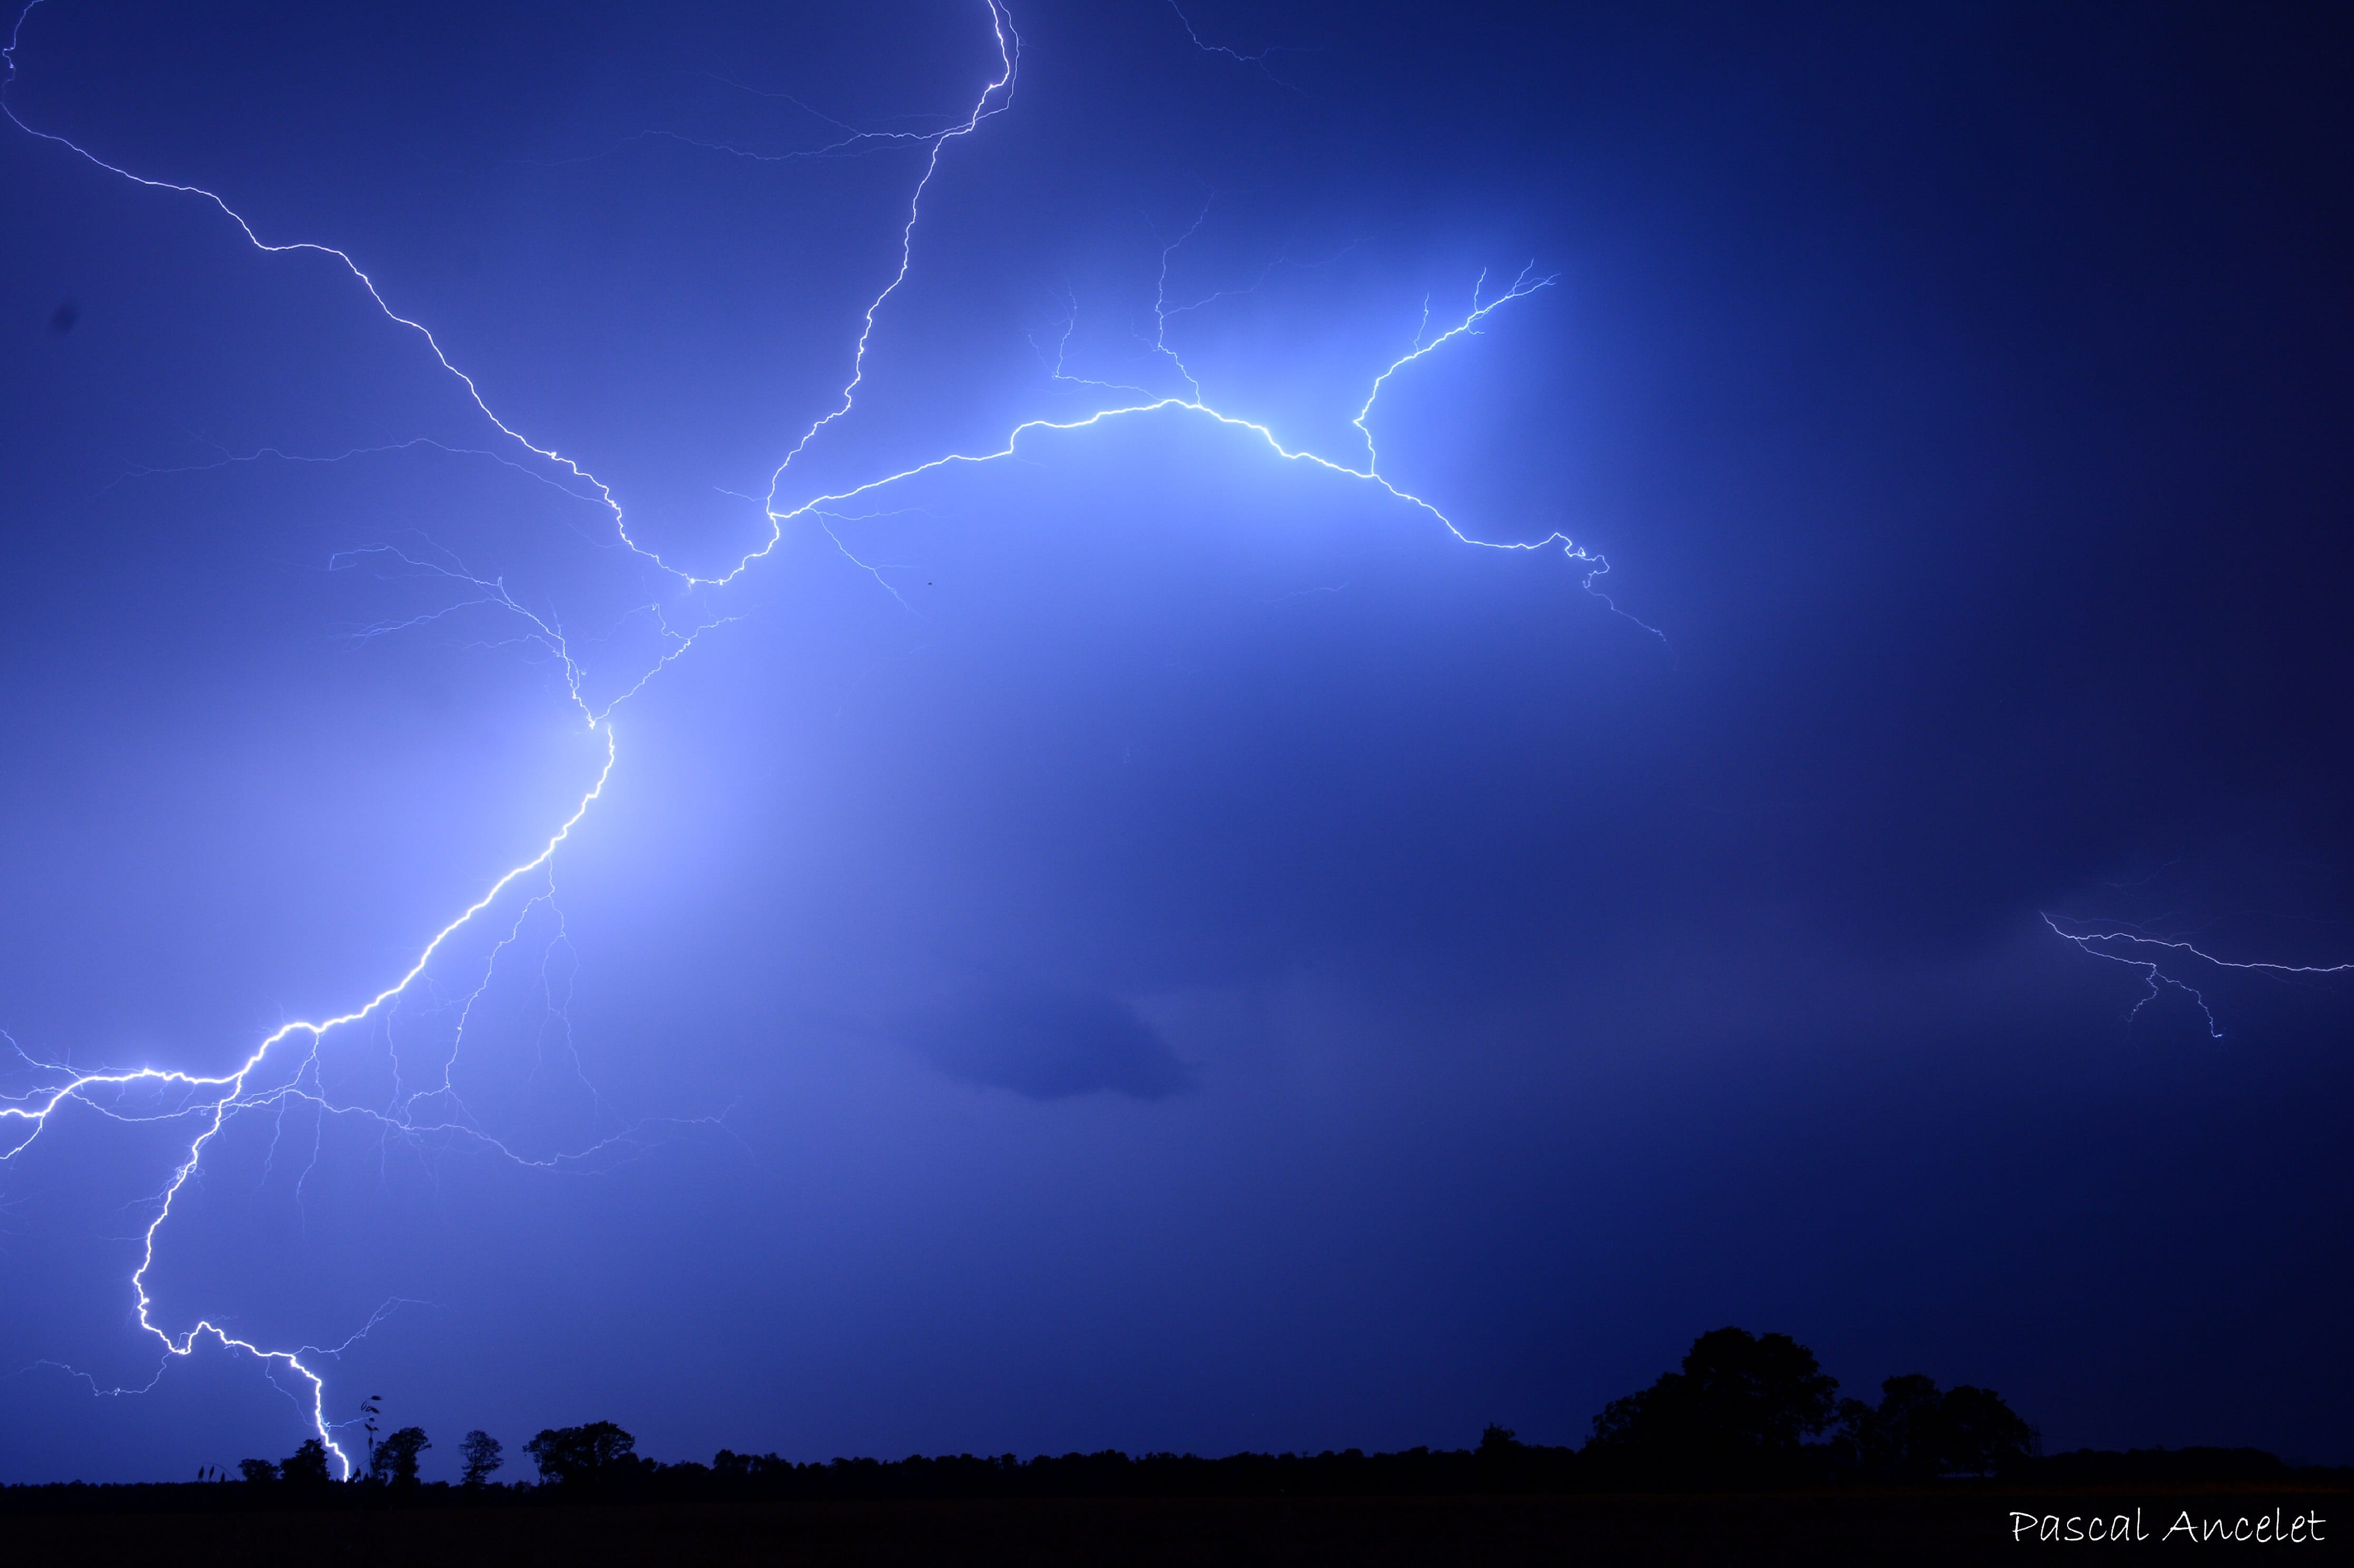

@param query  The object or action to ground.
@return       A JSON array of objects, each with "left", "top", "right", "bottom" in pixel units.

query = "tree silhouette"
[
  {"left": 1836, "top": 1374, "right": 2037, "bottom": 1479},
  {"left": 524, "top": 1421, "right": 638, "bottom": 1487},
  {"left": 1939, "top": 1383, "right": 2038, "bottom": 1475},
  {"left": 1586, "top": 1327, "right": 1840, "bottom": 1485},
  {"left": 1838, "top": 1372, "right": 1943, "bottom": 1479},
  {"left": 236, "top": 1457, "right": 278, "bottom": 1484},
  {"left": 359, "top": 1394, "right": 382, "bottom": 1475},
  {"left": 459, "top": 1429, "right": 504, "bottom": 1487},
  {"left": 370, "top": 1426, "right": 431, "bottom": 1486},
  {"left": 278, "top": 1438, "right": 333, "bottom": 1488}
]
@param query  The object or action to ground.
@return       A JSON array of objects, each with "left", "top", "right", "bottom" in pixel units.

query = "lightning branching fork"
[{"left": 1, "top": 0, "right": 1626, "bottom": 1469}]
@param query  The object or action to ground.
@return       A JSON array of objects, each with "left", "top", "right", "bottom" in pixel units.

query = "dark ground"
[{"left": 6, "top": 1487, "right": 2347, "bottom": 1565}]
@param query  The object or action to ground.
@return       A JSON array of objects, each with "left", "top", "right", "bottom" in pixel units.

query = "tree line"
[{"left": 75, "top": 1328, "right": 2323, "bottom": 1502}]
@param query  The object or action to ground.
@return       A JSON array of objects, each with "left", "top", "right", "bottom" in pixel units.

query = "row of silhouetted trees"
[
  {"left": 227, "top": 1329, "right": 2046, "bottom": 1496},
  {"left": 236, "top": 1414, "right": 505, "bottom": 1489},
  {"left": 1580, "top": 1327, "right": 2037, "bottom": 1485}
]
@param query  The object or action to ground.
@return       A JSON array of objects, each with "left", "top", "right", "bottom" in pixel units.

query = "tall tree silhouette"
[
  {"left": 358, "top": 1395, "right": 381, "bottom": 1475},
  {"left": 370, "top": 1426, "right": 431, "bottom": 1485},
  {"left": 459, "top": 1430, "right": 504, "bottom": 1487},
  {"left": 1586, "top": 1327, "right": 1840, "bottom": 1486}
]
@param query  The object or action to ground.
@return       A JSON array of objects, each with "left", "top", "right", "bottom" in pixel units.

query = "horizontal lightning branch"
[{"left": 2042, "top": 913, "right": 2354, "bottom": 1039}]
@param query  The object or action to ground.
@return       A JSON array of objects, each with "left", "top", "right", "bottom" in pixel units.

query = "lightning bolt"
[
  {"left": 1164, "top": 1, "right": 1298, "bottom": 79},
  {"left": 2043, "top": 914, "right": 2354, "bottom": 1040},
  {"left": 3, "top": 0, "right": 1647, "bottom": 1472},
  {"left": 2, "top": 730, "right": 614, "bottom": 1477}
]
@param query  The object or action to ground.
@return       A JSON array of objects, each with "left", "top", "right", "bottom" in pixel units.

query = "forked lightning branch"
[{"left": 1, "top": 0, "right": 1611, "bottom": 1473}]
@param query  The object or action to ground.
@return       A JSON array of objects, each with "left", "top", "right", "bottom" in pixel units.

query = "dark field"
[{"left": 6, "top": 1487, "right": 2347, "bottom": 1566}]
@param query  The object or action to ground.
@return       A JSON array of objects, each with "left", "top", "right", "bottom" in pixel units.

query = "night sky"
[{"left": 3, "top": 1, "right": 2350, "bottom": 1483}]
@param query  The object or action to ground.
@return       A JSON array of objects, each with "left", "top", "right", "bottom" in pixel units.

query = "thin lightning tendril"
[
  {"left": 2042, "top": 913, "right": 2354, "bottom": 1040},
  {"left": 1164, "top": 1, "right": 1298, "bottom": 78},
  {"left": 2, "top": 0, "right": 1645, "bottom": 1470}
]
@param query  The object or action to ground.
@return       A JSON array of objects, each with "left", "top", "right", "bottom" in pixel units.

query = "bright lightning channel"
[{"left": 1, "top": 0, "right": 1639, "bottom": 1473}]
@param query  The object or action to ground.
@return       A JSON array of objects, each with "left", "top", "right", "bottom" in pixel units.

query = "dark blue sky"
[{"left": 3, "top": 0, "right": 2350, "bottom": 1481}]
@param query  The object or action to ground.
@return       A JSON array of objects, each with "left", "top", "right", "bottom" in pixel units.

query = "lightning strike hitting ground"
[{"left": 1, "top": 0, "right": 1638, "bottom": 1471}]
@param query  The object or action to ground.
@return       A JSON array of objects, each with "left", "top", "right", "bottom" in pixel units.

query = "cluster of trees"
[
  {"left": 237, "top": 1397, "right": 505, "bottom": 1491},
  {"left": 222, "top": 1330, "right": 2045, "bottom": 1497},
  {"left": 1583, "top": 1327, "right": 2038, "bottom": 1485}
]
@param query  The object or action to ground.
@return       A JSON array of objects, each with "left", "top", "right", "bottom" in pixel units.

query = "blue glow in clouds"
[{"left": 0, "top": 1, "right": 1625, "bottom": 1472}]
